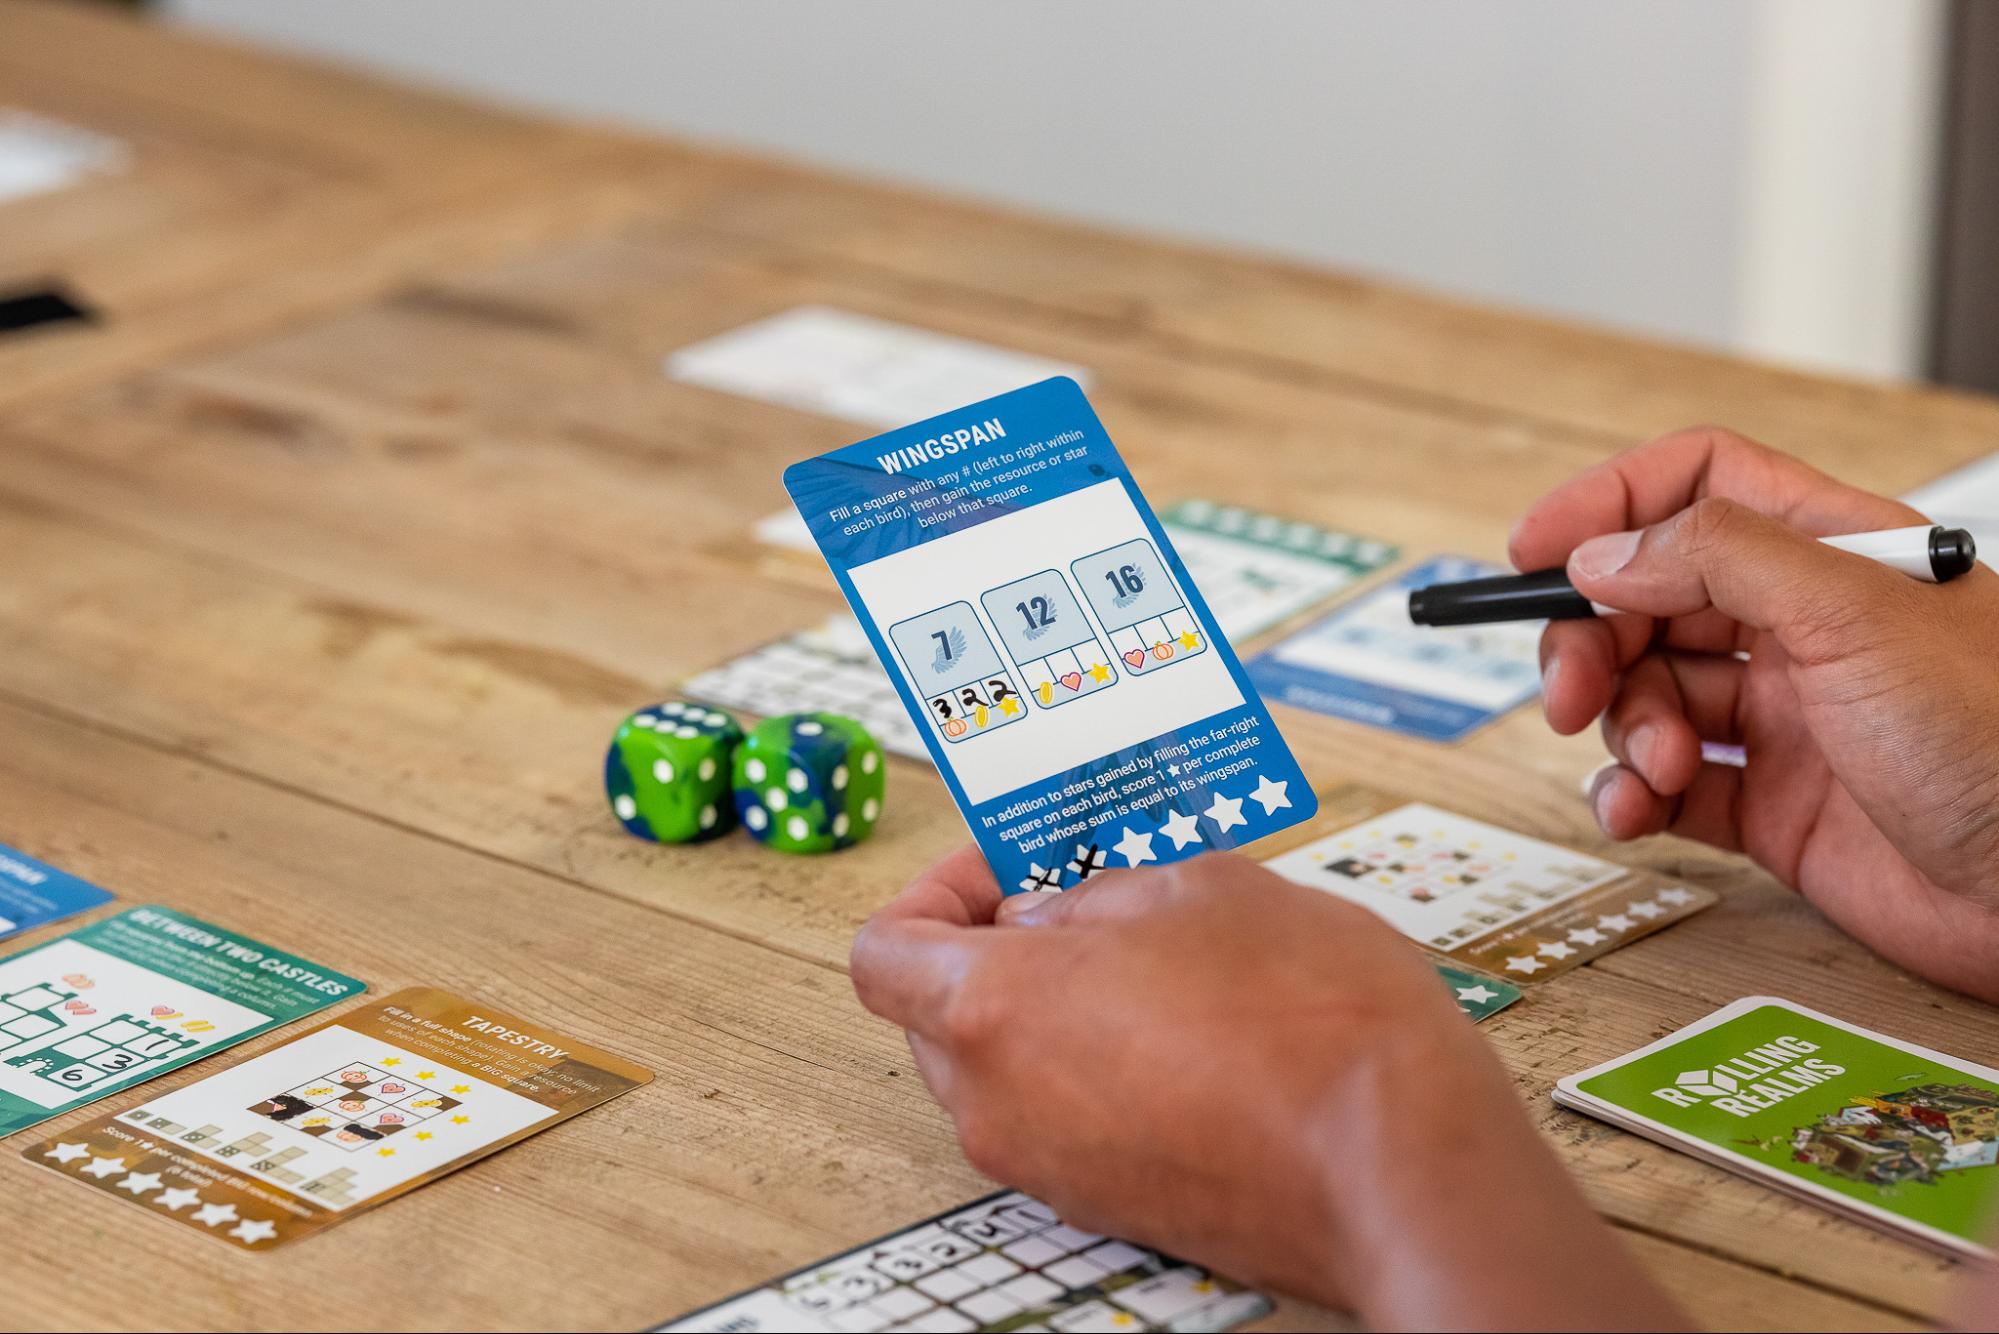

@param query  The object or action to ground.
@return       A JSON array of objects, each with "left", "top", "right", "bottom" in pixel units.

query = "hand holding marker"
[{"left": 1408, "top": 525, "right": 1978, "bottom": 627}]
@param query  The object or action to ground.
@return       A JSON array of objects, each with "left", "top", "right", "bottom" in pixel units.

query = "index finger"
[
  {"left": 1509, "top": 426, "right": 1920, "bottom": 572},
  {"left": 849, "top": 845, "right": 1000, "bottom": 1035}
]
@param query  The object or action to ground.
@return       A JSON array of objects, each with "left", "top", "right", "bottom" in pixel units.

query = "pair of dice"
[{"left": 605, "top": 703, "right": 885, "bottom": 854}]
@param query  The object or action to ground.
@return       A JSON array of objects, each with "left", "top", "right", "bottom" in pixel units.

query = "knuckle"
[
  {"left": 939, "top": 966, "right": 1001, "bottom": 1048},
  {"left": 1676, "top": 495, "right": 1748, "bottom": 554}
]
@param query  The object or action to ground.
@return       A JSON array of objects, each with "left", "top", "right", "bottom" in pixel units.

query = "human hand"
[
  {"left": 1512, "top": 427, "right": 1999, "bottom": 1000},
  {"left": 851, "top": 847, "right": 1687, "bottom": 1330}
]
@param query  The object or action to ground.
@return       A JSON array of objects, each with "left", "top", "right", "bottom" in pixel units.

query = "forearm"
[{"left": 1315, "top": 1045, "right": 1693, "bottom": 1331}]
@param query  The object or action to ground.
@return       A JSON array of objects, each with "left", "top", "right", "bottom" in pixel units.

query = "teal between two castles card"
[
  {"left": 0, "top": 906, "right": 363, "bottom": 1137},
  {"left": 784, "top": 377, "right": 1316, "bottom": 893}
]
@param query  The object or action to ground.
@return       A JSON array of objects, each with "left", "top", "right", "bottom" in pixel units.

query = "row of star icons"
[
  {"left": 44, "top": 1143, "right": 277, "bottom": 1243},
  {"left": 1015, "top": 775, "right": 1294, "bottom": 892},
  {"left": 1500, "top": 889, "right": 1696, "bottom": 975}
]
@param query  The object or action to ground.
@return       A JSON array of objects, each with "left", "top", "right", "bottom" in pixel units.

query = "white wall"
[{"left": 165, "top": 0, "right": 1945, "bottom": 380}]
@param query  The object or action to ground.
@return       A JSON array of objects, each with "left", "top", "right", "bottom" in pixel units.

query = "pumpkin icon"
[
  {"left": 943, "top": 718, "right": 968, "bottom": 737},
  {"left": 1151, "top": 642, "right": 1174, "bottom": 660}
]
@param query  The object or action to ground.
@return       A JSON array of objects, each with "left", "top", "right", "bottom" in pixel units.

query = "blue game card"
[
  {"left": 785, "top": 378, "right": 1316, "bottom": 894},
  {"left": 1246, "top": 556, "right": 1542, "bottom": 742},
  {"left": 0, "top": 843, "right": 114, "bottom": 942}
]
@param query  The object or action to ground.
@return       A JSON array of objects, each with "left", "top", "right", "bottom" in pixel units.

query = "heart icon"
[
  {"left": 150, "top": 1006, "right": 180, "bottom": 1018},
  {"left": 380, "top": 1082, "right": 406, "bottom": 1095},
  {"left": 1059, "top": 672, "right": 1083, "bottom": 691},
  {"left": 378, "top": 1111, "right": 404, "bottom": 1124},
  {"left": 64, "top": 1000, "right": 96, "bottom": 1015},
  {"left": 62, "top": 974, "right": 94, "bottom": 989},
  {"left": 1122, "top": 649, "right": 1146, "bottom": 669}
]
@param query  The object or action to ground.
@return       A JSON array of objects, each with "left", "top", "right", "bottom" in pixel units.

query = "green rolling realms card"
[
  {"left": 0, "top": 906, "right": 364, "bottom": 1137},
  {"left": 1555, "top": 997, "right": 1999, "bottom": 1257}
]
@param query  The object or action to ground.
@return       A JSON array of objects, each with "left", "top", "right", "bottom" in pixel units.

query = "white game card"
[
  {"left": 666, "top": 305, "right": 1089, "bottom": 430},
  {"left": 0, "top": 109, "right": 127, "bottom": 206},
  {"left": 656, "top": 1189, "right": 1272, "bottom": 1332},
  {"left": 679, "top": 614, "right": 928, "bottom": 762}
]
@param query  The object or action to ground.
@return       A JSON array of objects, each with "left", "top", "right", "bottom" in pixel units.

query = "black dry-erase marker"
[{"left": 1408, "top": 524, "right": 1978, "bottom": 627}]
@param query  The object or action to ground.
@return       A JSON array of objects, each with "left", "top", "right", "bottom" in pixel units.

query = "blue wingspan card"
[
  {"left": 0, "top": 843, "right": 114, "bottom": 942},
  {"left": 785, "top": 377, "right": 1315, "bottom": 894}
]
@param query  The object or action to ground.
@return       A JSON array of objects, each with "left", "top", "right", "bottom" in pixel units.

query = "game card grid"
[
  {"left": 0, "top": 841, "right": 114, "bottom": 942},
  {"left": 0, "top": 905, "right": 363, "bottom": 1138},
  {"left": 25, "top": 986, "right": 652, "bottom": 1249},
  {"left": 1262, "top": 789, "right": 1714, "bottom": 982},
  {"left": 1159, "top": 498, "right": 1399, "bottom": 643},
  {"left": 1246, "top": 555, "right": 1543, "bottom": 742},
  {"left": 1556, "top": 998, "right": 1999, "bottom": 1258},
  {"left": 657, "top": 1189, "right": 1272, "bottom": 1333},
  {"left": 785, "top": 377, "right": 1317, "bottom": 896}
]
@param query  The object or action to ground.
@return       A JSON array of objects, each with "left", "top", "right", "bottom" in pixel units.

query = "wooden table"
[{"left": 3, "top": 7, "right": 1996, "bottom": 1331}]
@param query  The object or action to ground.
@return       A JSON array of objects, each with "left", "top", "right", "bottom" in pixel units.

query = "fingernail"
[
  {"left": 1579, "top": 758, "right": 1617, "bottom": 800},
  {"left": 1000, "top": 892, "right": 1059, "bottom": 925},
  {"left": 1591, "top": 769, "right": 1618, "bottom": 828},
  {"left": 1628, "top": 725, "right": 1661, "bottom": 782},
  {"left": 1571, "top": 529, "right": 1643, "bottom": 581}
]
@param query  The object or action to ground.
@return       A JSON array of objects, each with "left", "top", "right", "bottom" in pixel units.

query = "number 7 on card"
[{"left": 784, "top": 377, "right": 1315, "bottom": 895}]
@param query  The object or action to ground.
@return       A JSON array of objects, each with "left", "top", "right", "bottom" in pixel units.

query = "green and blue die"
[
  {"left": 733, "top": 713, "right": 885, "bottom": 853},
  {"left": 605, "top": 701, "right": 743, "bottom": 843}
]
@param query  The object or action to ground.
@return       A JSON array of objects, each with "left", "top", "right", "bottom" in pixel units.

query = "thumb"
[{"left": 1567, "top": 497, "right": 1913, "bottom": 662}]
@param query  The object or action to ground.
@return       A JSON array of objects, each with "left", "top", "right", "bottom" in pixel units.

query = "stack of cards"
[
  {"left": 27, "top": 987, "right": 650, "bottom": 1249},
  {"left": 1248, "top": 556, "right": 1542, "bottom": 742},
  {"left": 0, "top": 906, "right": 361, "bottom": 1138},
  {"left": 656, "top": 1189, "right": 1271, "bottom": 1333},
  {"left": 1262, "top": 789, "right": 1713, "bottom": 981},
  {"left": 1557, "top": 998, "right": 1999, "bottom": 1257}
]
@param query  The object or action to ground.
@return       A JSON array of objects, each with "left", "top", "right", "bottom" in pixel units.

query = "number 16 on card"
[{"left": 1073, "top": 538, "right": 1207, "bottom": 675}]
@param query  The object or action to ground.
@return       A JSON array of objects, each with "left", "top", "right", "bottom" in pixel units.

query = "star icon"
[
  {"left": 43, "top": 1142, "right": 90, "bottom": 1164},
  {"left": 1088, "top": 662, "right": 1110, "bottom": 683},
  {"left": 1249, "top": 775, "right": 1292, "bottom": 816},
  {"left": 1628, "top": 900, "right": 1665, "bottom": 920},
  {"left": 116, "top": 1171, "right": 164, "bottom": 1195},
  {"left": 417, "top": 1070, "right": 437, "bottom": 1081},
  {"left": 1504, "top": 956, "right": 1545, "bottom": 975},
  {"left": 450, "top": 1085, "right": 470, "bottom": 1095},
  {"left": 451, "top": 1115, "right": 470, "bottom": 1125},
  {"left": 1596, "top": 913, "right": 1634, "bottom": 933},
  {"left": 81, "top": 1156, "right": 127, "bottom": 1179},
  {"left": 1657, "top": 886, "right": 1694, "bottom": 906},
  {"left": 229, "top": 1219, "right": 277, "bottom": 1244},
  {"left": 377, "top": 1147, "right": 396, "bottom": 1157},
  {"left": 1455, "top": 984, "right": 1500, "bottom": 1005},
  {"left": 1160, "top": 809, "right": 1204, "bottom": 851},
  {"left": 156, "top": 1187, "right": 201, "bottom": 1211},
  {"left": 1017, "top": 862, "right": 1062, "bottom": 894},
  {"left": 1566, "top": 927, "right": 1607, "bottom": 947},
  {"left": 1000, "top": 695, "right": 1022, "bottom": 716},
  {"left": 191, "top": 1202, "right": 238, "bottom": 1228},
  {"left": 1536, "top": 941, "right": 1575, "bottom": 960},
  {"left": 381, "top": 1057, "right": 401, "bottom": 1066},
  {"left": 1204, "top": 792, "right": 1247, "bottom": 833},
  {"left": 1166, "top": 763, "right": 1180, "bottom": 777},
  {"left": 1178, "top": 630, "right": 1200, "bottom": 650},
  {"left": 414, "top": 1131, "right": 433, "bottom": 1142},
  {"left": 1112, "top": 826, "right": 1157, "bottom": 867}
]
